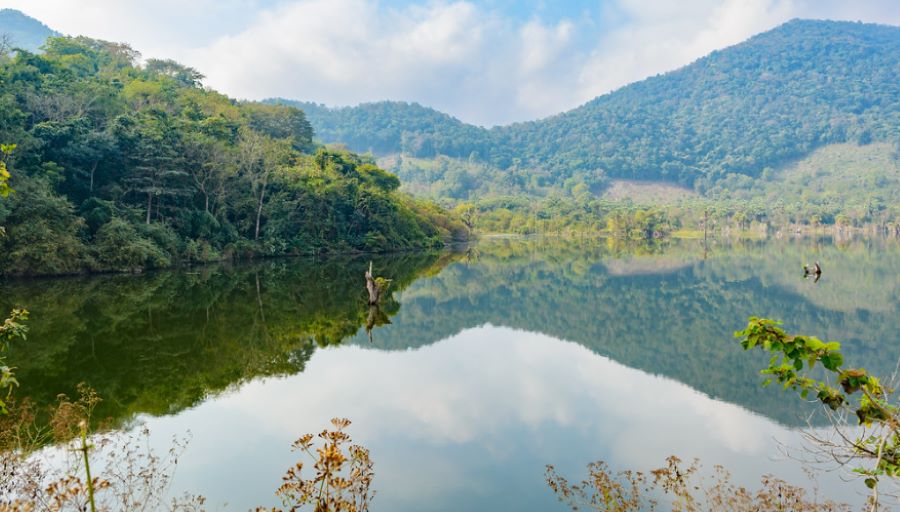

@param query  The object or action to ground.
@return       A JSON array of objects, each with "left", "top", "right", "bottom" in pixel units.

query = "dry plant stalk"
[
  {"left": 1, "top": 427, "right": 203, "bottom": 512},
  {"left": 547, "top": 455, "right": 851, "bottom": 512},
  {"left": 256, "top": 417, "right": 375, "bottom": 512},
  {"left": 1, "top": 386, "right": 202, "bottom": 512}
]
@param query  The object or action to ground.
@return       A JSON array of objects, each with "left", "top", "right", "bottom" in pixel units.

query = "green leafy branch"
[
  {"left": 0, "top": 143, "right": 13, "bottom": 197},
  {"left": 0, "top": 308, "right": 28, "bottom": 415},
  {"left": 736, "top": 317, "right": 900, "bottom": 502}
]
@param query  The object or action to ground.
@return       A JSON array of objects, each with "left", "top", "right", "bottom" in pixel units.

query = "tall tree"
[{"left": 236, "top": 128, "right": 291, "bottom": 240}]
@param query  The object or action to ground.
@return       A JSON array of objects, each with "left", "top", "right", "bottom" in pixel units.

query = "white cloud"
[
  {"left": 188, "top": 0, "right": 518, "bottom": 124},
  {"left": 575, "top": 0, "right": 797, "bottom": 104},
  {"left": 1, "top": 0, "right": 898, "bottom": 125}
]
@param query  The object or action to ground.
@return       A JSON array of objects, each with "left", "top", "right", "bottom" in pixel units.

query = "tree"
[
  {"left": 143, "top": 58, "right": 203, "bottom": 87},
  {"left": 0, "top": 34, "right": 462, "bottom": 276},
  {"left": 236, "top": 127, "right": 292, "bottom": 241},
  {"left": 0, "top": 181, "right": 92, "bottom": 275},
  {"left": 453, "top": 202, "right": 477, "bottom": 233},
  {"left": 0, "top": 309, "right": 27, "bottom": 415},
  {"left": 116, "top": 113, "right": 185, "bottom": 224},
  {"left": 180, "top": 131, "right": 233, "bottom": 215},
  {"left": 0, "top": 144, "right": 14, "bottom": 198},
  {"left": 243, "top": 102, "right": 314, "bottom": 152}
]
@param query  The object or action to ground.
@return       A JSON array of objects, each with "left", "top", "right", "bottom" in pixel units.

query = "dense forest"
[
  {"left": 0, "top": 36, "right": 466, "bottom": 276},
  {"left": 281, "top": 20, "right": 899, "bottom": 199}
]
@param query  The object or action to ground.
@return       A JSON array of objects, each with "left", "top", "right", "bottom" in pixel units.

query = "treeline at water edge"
[{"left": 0, "top": 37, "right": 468, "bottom": 277}]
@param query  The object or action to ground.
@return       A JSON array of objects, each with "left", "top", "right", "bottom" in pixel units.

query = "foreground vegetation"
[
  {"left": 546, "top": 318, "right": 900, "bottom": 510},
  {"left": 0, "top": 36, "right": 466, "bottom": 277}
]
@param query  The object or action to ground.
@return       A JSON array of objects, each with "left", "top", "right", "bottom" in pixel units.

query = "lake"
[{"left": 4, "top": 236, "right": 900, "bottom": 510}]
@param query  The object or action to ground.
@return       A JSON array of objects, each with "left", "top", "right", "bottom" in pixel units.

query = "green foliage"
[
  {"left": 0, "top": 35, "right": 464, "bottom": 276},
  {"left": 0, "top": 144, "right": 13, "bottom": 198},
  {"left": 0, "top": 308, "right": 27, "bottom": 415},
  {"left": 374, "top": 276, "right": 392, "bottom": 295},
  {"left": 243, "top": 102, "right": 315, "bottom": 152},
  {"left": 0, "top": 180, "right": 92, "bottom": 275},
  {"left": 606, "top": 208, "right": 670, "bottom": 240},
  {"left": 463, "top": 195, "right": 672, "bottom": 239},
  {"left": 736, "top": 317, "right": 900, "bottom": 493},
  {"left": 709, "top": 143, "right": 900, "bottom": 226},
  {"left": 274, "top": 100, "right": 488, "bottom": 159},
  {"left": 92, "top": 218, "right": 171, "bottom": 271}
]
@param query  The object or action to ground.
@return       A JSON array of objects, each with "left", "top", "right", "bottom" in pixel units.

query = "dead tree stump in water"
[
  {"left": 364, "top": 262, "right": 392, "bottom": 342},
  {"left": 365, "top": 261, "right": 380, "bottom": 305}
]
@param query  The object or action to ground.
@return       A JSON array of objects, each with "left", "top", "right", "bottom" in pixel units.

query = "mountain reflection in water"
[{"left": 3, "top": 237, "right": 897, "bottom": 509}]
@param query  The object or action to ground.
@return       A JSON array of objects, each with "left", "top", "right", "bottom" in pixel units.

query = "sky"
[{"left": 2, "top": 0, "right": 899, "bottom": 126}]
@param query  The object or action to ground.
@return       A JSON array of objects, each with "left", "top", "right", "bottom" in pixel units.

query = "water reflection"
[
  {"left": 143, "top": 327, "right": 865, "bottom": 510},
  {"left": 4, "top": 237, "right": 900, "bottom": 427},
  {"left": 2, "top": 251, "right": 455, "bottom": 425},
  {"left": 2, "top": 236, "right": 898, "bottom": 509},
  {"left": 351, "top": 237, "right": 900, "bottom": 426}
]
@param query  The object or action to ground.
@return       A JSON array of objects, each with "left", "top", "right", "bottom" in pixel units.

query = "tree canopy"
[{"left": 0, "top": 36, "right": 466, "bottom": 276}]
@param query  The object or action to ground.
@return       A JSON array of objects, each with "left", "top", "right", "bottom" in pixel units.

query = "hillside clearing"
[{"left": 601, "top": 180, "right": 697, "bottom": 204}]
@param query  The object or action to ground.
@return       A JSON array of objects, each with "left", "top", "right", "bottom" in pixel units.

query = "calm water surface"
[{"left": 4, "top": 237, "right": 900, "bottom": 510}]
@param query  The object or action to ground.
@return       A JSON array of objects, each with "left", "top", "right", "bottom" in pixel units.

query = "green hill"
[
  {"left": 279, "top": 20, "right": 900, "bottom": 200},
  {"left": 0, "top": 36, "right": 466, "bottom": 277},
  {"left": 279, "top": 100, "right": 489, "bottom": 158},
  {"left": 0, "top": 9, "right": 59, "bottom": 52}
]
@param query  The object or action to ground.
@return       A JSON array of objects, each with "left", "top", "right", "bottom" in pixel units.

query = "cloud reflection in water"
[{"left": 141, "top": 325, "right": 861, "bottom": 510}]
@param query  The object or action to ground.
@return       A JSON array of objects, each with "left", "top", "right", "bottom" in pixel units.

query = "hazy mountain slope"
[
  {"left": 0, "top": 9, "right": 59, "bottom": 52},
  {"left": 272, "top": 99, "right": 490, "bottom": 158},
  {"left": 284, "top": 20, "right": 899, "bottom": 197}
]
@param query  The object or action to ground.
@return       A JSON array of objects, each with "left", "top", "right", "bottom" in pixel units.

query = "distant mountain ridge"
[
  {"left": 0, "top": 9, "right": 59, "bottom": 52},
  {"left": 274, "top": 19, "right": 900, "bottom": 196},
  {"left": 285, "top": 100, "right": 487, "bottom": 158}
]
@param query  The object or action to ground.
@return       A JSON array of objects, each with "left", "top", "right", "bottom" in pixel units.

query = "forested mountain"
[
  {"left": 0, "top": 9, "right": 58, "bottom": 52},
  {"left": 283, "top": 20, "right": 899, "bottom": 197},
  {"left": 0, "top": 36, "right": 465, "bottom": 276},
  {"left": 278, "top": 100, "right": 489, "bottom": 158}
]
